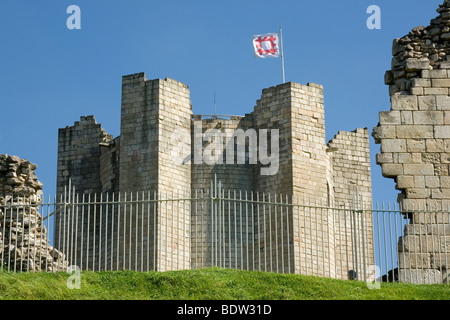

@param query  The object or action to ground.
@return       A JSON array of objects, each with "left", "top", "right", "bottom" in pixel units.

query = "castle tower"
[
  {"left": 118, "top": 73, "right": 192, "bottom": 271},
  {"left": 251, "top": 82, "right": 328, "bottom": 274},
  {"left": 56, "top": 73, "right": 192, "bottom": 271}
]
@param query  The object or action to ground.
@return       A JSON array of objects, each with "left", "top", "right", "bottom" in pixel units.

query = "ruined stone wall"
[
  {"left": 327, "top": 129, "right": 374, "bottom": 280},
  {"left": 374, "top": 0, "right": 450, "bottom": 283},
  {"left": 56, "top": 115, "right": 110, "bottom": 195},
  {"left": 55, "top": 115, "right": 111, "bottom": 270},
  {"left": 1, "top": 154, "right": 67, "bottom": 271},
  {"left": 328, "top": 129, "right": 372, "bottom": 206}
]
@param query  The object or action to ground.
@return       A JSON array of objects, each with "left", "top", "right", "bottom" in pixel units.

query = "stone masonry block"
[
  {"left": 423, "top": 69, "right": 448, "bottom": 79},
  {"left": 425, "top": 176, "right": 440, "bottom": 188},
  {"left": 444, "top": 111, "right": 450, "bottom": 125},
  {"left": 411, "top": 78, "right": 431, "bottom": 88},
  {"left": 401, "top": 111, "right": 413, "bottom": 124},
  {"left": 440, "top": 153, "right": 450, "bottom": 163},
  {"left": 379, "top": 111, "right": 401, "bottom": 124},
  {"left": 440, "top": 176, "right": 450, "bottom": 188},
  {"left": 396, "top": 125, "right": 434, "bottom": 138},
  {"left": 397, "top": 235, "right": 445, "bottom": 253},
  {"left": 398, "top": 153, "right": 413, "bottom": 164},
  {"left": 424, "top": 88, "right": 448, "bottom": 95},
  {"left": 391, "top": 94, "right": 418, "bottom": 111},
  {"left": 397, "top": 252, "right": 430, "bottom": 269},
  {"left": 421, "top": 152, "right": 440, "bottom": 163},
  {"left": 376, "top": 153, "right": 393, "bottom": 164},
  {"left": 434, "top": 126, "right": 450, "bottom": 138},
  {"left": 445, "top": 140, "right": 450, "bottom": 152},
  {"left": 373, "top": 125, "right": 396, "bottom": 140},
  {"left": 432, "top": 188, "right": 450, "bottom": 199},
  {"left": 406, "top": 139, "right": 426, "bottom": 152},
  {"left": 381, "top": 163, "right": 403, "bottom": 177},
  {"left": 397, "top": 175, "right": 414, "bottom": 189},
  {"left": 435, "top": 213, "right": 450, "bottom": 224},
  {"left": 431, "top": 254, "right": 450, "bottom": 269},
  {"left": 436, "top": 95, "right": 450, "bottom": 110},
  {"left": 426, "top": 139, "right": 445, "bottom": 152},
  {"left": 414, "top": 176, "right": 425, "bottom": 188},
  {"left": 411, "top": 212, "right": 437, "bottom": 224},
  {"left": 435, "top": 164, "right": 449, "bottom": 176},
  {"left": 405, "top": 58, "right": 430, "bottom": 72},
  {"left": 418, "top": 96, "right": 437, "bottom": 110},
  {"left": 404, "top": 224, "right": 428, "bottom": 235},
  {"left": 398, "top": 269, "right": 443, "bottom": 284},
  {"left": 432, "top": 79, "right": 450, "bottom": 87},
  {"left": 413, "top": 111, "right": 444, "bottom": 125},
  {"left": 381, "top": 139, "right": 406, "bottom": 152},
  {"left": 411, "top": 153, "right": 423, "bottom": 163},
  {"left": 411, "top": 87, "right": 424, "bottom": 95},
  {"left": 403, "top": 164, "right": 434, "bottom": 175},
  {"left": 406, "top": 188, "right": 431, "bottom": 199}
]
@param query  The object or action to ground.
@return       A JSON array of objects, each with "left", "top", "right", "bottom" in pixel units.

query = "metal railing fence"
[{"left": 0, "top": 184, "right": 449, "bottom": 285}]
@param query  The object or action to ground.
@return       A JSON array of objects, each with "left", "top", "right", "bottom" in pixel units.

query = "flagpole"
[{"left": 280, "top": 26, "right": 286, "bottom": 83}]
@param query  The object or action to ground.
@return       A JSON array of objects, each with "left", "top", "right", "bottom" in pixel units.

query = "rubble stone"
[{"left": 0, "top": 154, "right": 68, "bottom": 272}]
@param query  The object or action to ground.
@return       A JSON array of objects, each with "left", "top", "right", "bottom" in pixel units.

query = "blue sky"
[{"left": 0, "top": 0, "right": 444, "bottom": 204}]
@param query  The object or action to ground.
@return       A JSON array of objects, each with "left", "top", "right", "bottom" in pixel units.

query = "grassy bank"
[{"left": 0, "top": 268, "right": 448, "bottom": 300}]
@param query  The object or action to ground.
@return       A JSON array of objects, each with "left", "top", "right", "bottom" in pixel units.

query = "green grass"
[{"left": 0, "top": 268, "right": 449, "bottom": 300}]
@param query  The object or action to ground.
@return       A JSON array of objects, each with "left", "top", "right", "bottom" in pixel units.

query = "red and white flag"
[{"left": 252, "top": 32, "right": 281, "bottom": 58}]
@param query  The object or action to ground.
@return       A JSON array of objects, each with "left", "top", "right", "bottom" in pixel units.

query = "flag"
[{"left": 252, "top": 32, "right": 281, "bottom": 58}]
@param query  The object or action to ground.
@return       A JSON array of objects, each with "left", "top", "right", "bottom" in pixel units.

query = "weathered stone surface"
[
  {"left": 391, "top": 94, "right": 418, "bottom": 111},
  {"left": 381, "top": 164, "right": 403, "bottom": 177},
  {"left": 406, "top": 58, "right": 430, "bottom": 72},
  {"left": 418, "top": 96, "right": 437, "bottom": 110},
  {"left": 398, "top": 234, "right": 450, "bottom": 253},
  {"left": 431, "top": 253, "right": 450, "bottom": 269},
  {"left": 396, "top": 125, "right": 434, "bottom": 138},
  {"left": 381, "top": 139, "right": 407, "bottom": 152},
  {"left": 397, "top": 252, "right": 431, "bottom": 269},
  {"left": 376, "top": 153, "right": 393, "bottom": 164},
  {"left": 398, "top": 269, "right": 443, "bottom": 284},
  {"left": 413, "top": 111, "right": 444, "bottom": 125},
  {"left": 412, "top": 78, "right": 431, "bottom": 88},
  {"left": 379, "top": 111, "right": 401, "bottom": 125},
  {"left": 436, "top": 95, "right": 450, "bottom": 110},
  {"left": 372, "top": 125, "right": 396, "bottom": 142},
  {"left": 434, "top": 125, "right": 450, "bottom": 138}
]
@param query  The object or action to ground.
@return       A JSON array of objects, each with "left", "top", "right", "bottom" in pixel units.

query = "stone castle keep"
[
  {"left": 57, "top": 74, "right": 372, "bottom": 202},
  {"left": 2, "top": 0, "right": 450, "bottom": 283},
  {"left": 55, "top": 73, "right": 373, "bottom": 276}
]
